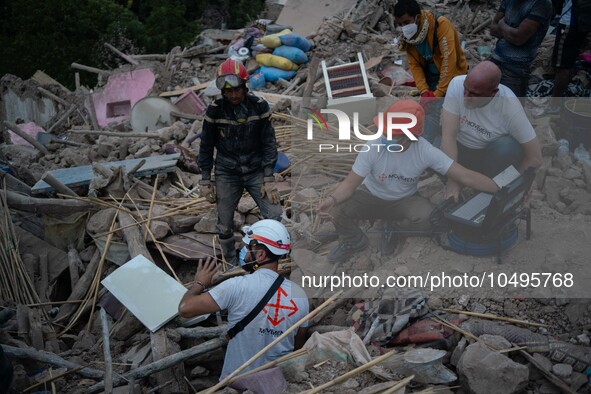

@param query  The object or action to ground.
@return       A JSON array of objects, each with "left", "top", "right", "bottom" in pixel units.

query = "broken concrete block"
[
  {"left": 237, "top": 196, "right": 257, "bottom": 214},
  {"left": 134, "top": 145, "right": 152, "bottom": 159},
  {"left": 544, "top": 176, "right": 575, "bottom": 208},
  {"left": 547, "top": 167, "right": 563, "bottom": 177},
  {"left": 457, "top": 342, "right": 529, "bottom": 394},
  {"left": 190, "top": 366, "right": 210, "bottom": 378},
  {"left": 149, "top": 220, "right": 171, "bottom": 240},
  {"left": 563, "top": 167, "right": 582, "bottom": 180},
  {"left": 551, "top": 363, "right": 572, "bottom": 379},
  {"left": 535, "top": 156, "right": 552, "bottom": 190},
  {"left": 193, "top": 210, "right": 218, "bottom": 233},
  {"left": 568, "top": 371, "right": 588, "bottom": 391},
  {"left": 552, "top": 155, "right": 572, "bottom": 171},
  {"left": 170, "top": 215, "right": 202, "bottom": 233},
  {"left": 450, "top": 337, "right": 468, "bottom": 367}
]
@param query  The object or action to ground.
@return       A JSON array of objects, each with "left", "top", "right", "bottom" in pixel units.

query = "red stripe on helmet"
[{"left": 249, "top": 234, "right": 290, "bottom": 250}]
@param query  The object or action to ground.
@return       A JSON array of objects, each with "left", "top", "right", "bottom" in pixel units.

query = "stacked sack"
[{"left": 250, "top": 29, "right": 313, "bottom": 90}]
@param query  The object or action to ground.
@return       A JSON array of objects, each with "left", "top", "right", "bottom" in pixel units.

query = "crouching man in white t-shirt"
[
  {"left": 318, "top": 100, "right": 499, "bottom": 263},
  {"left": 441, "top": 61, "right": 542, "bottom": 201},
  {"left": 178, "top": 219, "right": 309, "bottom": 379}
]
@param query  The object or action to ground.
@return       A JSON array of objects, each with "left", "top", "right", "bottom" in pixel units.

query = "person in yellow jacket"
[{"left": 394, "top": 0, "right": 467, "bottom": 145}]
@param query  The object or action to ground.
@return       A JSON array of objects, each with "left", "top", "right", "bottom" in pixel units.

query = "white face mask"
[{"left": 401, "top": 23, "right": 418, "bottom": 39}]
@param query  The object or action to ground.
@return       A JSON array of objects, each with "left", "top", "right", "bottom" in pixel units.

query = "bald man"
[{"left": 440, "top": 61, "right": 542, "bottom": 200}]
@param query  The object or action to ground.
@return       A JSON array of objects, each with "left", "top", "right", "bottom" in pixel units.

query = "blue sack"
[
  {"left": 279, "top": 34, "right": 313, "bottom": 52},
  {"left": 273, "top": 45, "right": 308, "bottom": 65},
  {"left": 259, "top": 66, "right": 296, "bottom": 82}
]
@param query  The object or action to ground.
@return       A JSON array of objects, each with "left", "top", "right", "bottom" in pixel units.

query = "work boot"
[
  {"left": 219, "top": 236, "right": 238, "bottom": 267},
  {"left": 327, "top": 234, "right": 369, "bottom": 264}
]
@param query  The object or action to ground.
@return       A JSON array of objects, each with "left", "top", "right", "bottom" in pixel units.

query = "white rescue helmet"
[{"left": 242, "top": 219, "right": 291, "bottom": 256}]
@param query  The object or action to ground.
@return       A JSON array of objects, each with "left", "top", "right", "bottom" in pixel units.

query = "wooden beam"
[
  {"left": 71, "top": 62, "right": 111, "bottom": 76},
  {"left": 41, "top": 172, "right": 79, "bottom": 197},
  {"left": 3, "top": 121, "right": 49, "bottom": 155},
  {"left": 67, "top": 129, "right": 161, "bottom": 138},
  {"left": 37, "top": 87, "right": 70, "bottom": 107},
  {"left": 104, "top": 43, "right": 139, "bottom": 65},
  {"left": 0, "top": 190, "right": 96, "bottom": 215},
  {"left": 100, "top": 309, "right": 113, "bottom": 393}
]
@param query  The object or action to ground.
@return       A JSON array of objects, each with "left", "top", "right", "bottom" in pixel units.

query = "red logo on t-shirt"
[{"left": 263, "top": 287, "right": 298, "bottom": 326}]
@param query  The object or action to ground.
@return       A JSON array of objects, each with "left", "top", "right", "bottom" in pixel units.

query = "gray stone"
[
  {"left": 193, "top": 210, "right": 218, "bottom": 233},
  {"left": 538, "top": 382, "right": 560, "bottom": 394},
  {"left": 457, "top": 342, "right": 529, "bottom": 394},
  {"left": 547, "top": 168, "right": 563, "bottom": 177},
  {"left": 577, "top": 333, "right": 590, "bottom": 346},
  {"left": 451, "top": 337, "right": 468, "bottom": 367},
  {"left": 568, "top": 371, "right": 588, "bottom": 391},
  {"left": 342, "top": 378, "right": 360, "bottom": 389},
  {"left": 563, "top": 168, "right": 582, "bottom": 180},
  {"left": 237, "top": 196, "right": 257, "bottom": 214},
  {"left": 471, "top": 303, "right": 487, "bottom": 314},
  {"left": 552, "top": 363, "right": 572, "bottom": 378},
  {"left": 479, "top": 334, "right": 512, "bottom": 350},
  {"left": 134, "top": 145, "right": 152, "bottom": 158},
  {"left": 565, "top": 302, "right": 587, "bottom": 324},
  {"left": 533, "top": 353, "right": 553, "bottom": 372},
  {"left": 190, "top": 366, "right": 209, "bottom": 378}
]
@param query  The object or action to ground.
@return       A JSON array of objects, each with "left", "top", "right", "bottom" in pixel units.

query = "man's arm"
[
  {"left": 440, "top": 109, "right": 464, "bottom": 199},
  {"left": 518, "top": 138, "right": 543, "bottom": 173},
  {"left": 318, "top": 171, "right": 364, "bottom": 213},
  {"left": 493, "top": 17, "right": 541, "bottom": 46},
  {"left": 433, "top": 19, "right": 462, "bottom": 97},
  {"left": 258, "top": 100, "right": 278, "bottom": 178},
  {"left": 294, "top": 327, "right": 308, "bottom": 350},
  {"left": 490, "top": 11, "right": 506, "bottom": 38},
  {"left": 178, "top": 258, "right": 222, "bottom": 318},
  {"left": 447, "top": 162, "right": 498, "bottom": 194},
  {"left": 407, "top": 49, "right": 429, "bottom": 94},
  {"left": 198, "top": 110, "right": 218, "bottom": 181}
]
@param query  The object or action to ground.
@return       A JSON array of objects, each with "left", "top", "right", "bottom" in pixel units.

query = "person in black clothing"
[{"left": 198, "top": 58, "right": 282, "bottom": 266}]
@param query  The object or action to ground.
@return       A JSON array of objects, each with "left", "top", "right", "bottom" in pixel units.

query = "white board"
[{"left": 101, "top": 255, "right": 187, "bottom": 332}]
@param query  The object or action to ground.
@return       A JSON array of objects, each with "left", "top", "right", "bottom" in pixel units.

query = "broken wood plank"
[
  {"left": 37, "top": 87, "right": 70, "bottom": 107},
  {"left": 31, "top": 153, "right": 180, "bottom": 194},
  {"left": 47, "top": 105, "right": 77, "bottom": 133},
  {"left": 41, "top": 172, "right": 79, "bottom": 197},
  {"left": 67, "top": 244, "right": 83, "bottom": 289},
  {"left": 2, "top": 344, "right": 104, "bottom": 379},
  {"left": 131, "top": 54, "right": 168, "bottom": 61},
  {"left": 55, "top": 250, "right": 100, "bottom": 321},
  {"left": 150, "top": 330, "right": 186, "bottom": 393},
  {"left": 100, "top": 308, "right": 113, "bottom": 393},
  {"left": 87, "top": 337, "right": 227, "bottom": 393},
  {"left": 67, "top": 129, "right": 161, "bottom": 138},
  {"left": 86, "top": 93, "right": 100, "bottom": 131},
  {"left": 1, "top": 190, "right": 96, "bottom": 215},
  {"left": 71, "top": 62, "right": 111, "bottom": 76},
  {"left": 104, "top": 43, "right": 139, "bottom": 65},
  {"left": 159, "top": 81, "right": 211, "bottom": 97},
  {"left": 37, "top": 253, "right": 49, "bottom": 303},
  {"left": 0, "top": 171, "right": 32, "bottom": 195},
  {"left": 175, "top": 325, "right": 227, "bottom": 339},
  {"left": 3, "top": 121, "right": 49, "bottom": 155}
]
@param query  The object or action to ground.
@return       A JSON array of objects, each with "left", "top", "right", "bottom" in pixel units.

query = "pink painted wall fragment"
[
  {"left": 90, "top": 69, "right": 156, "bottom": 127},
  {"left": 9, "top": 122, "right": 46, "bottom": 147}
]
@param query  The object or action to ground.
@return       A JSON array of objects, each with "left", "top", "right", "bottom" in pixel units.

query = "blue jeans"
[
  {"left": 457, "top": 135, "right": 523, "bottom": 178},
  {"left": 215, "top": 170, "right": 282, "bottom": 239}
]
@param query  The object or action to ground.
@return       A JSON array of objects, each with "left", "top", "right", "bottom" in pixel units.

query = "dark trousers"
[
  {"left": 215, "top": 170, "right": 282, "bottom": 238},
  {"left": 457, "top": 135, "right": 524, "bottom": 178},
  {"left": 331, "top": 187, "right": 434, "bottom": 243}
]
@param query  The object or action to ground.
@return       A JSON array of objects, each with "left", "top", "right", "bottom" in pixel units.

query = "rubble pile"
[{"left": 1, "top": 0, "right": 591, "bottom": 393}]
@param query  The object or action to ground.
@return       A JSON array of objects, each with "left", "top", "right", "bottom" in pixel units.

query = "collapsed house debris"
[{"left": 1, "top": 0, "right": 591, "bottom": 393}]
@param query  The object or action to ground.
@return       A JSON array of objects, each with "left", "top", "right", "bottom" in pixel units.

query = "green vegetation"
[{"left": 0, "top": 0, "right": 265, "bottom": 88}]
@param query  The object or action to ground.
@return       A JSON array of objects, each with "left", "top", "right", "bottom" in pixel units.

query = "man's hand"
[
  {"left": 194, "top": 256, "right": 219, "bottom": 289},
  {"left": 261, "top": 179, "right": 280, "bottom": 204},
  {"left": 420, "top": 90, "right": 437, "bottom": 108},
  {"left": 199, "top": 180, "right": 216, "bottom": 203},
  {"left": 444, "top": 181, "right": 462, "bottom": 202},
  {"left": 318, "top": 195, "right": 337, "bottom": 216}
]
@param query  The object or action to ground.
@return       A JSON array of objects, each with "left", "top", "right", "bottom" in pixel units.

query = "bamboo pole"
[
  {"left": 200, "top": 290, "right": 344, "bottom": 394},
  {"left": 302, "top": 351, "right": 398, "bottom": 394},
  {"left": 441, "top": 309, "right": 549, "bottom": 327},
  {"left": 380, "top": 375, "right": 415, "bottom": 394}
]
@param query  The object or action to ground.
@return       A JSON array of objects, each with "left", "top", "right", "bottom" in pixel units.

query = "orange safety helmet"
[
  {"left": 374, "top": 99, "right": 425, "bottom": 136},
  {"left": 215, "top": 58, "right": 249, "bottom": 90}
]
